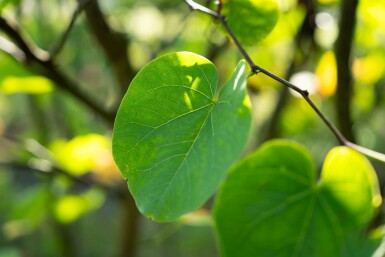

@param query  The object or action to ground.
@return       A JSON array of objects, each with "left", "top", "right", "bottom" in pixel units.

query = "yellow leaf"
[
  {"left": 353, "top": 53, "right": 385, "bottom": 85},
  {"left": 54, "top": 189, "right": 105, "bottom": 223},
  {"left": 316, "top": 51, "right": 337, "bottom": 96},
  {"left": 50, "top": 134, "right": 121, "bottom": 184},
  {"left": 0, "top": 76, "right": 53, "bottom": 94}
]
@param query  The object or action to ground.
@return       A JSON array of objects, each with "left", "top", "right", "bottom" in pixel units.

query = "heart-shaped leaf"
[
  {"left": 221, "top": 0, "right": 279, "bottom": 46},
  {"left": 341, "top": 230, "right": 385, "bottom": 257},
  {"left": 214, "top": 140, "right": 381, "bottom": 257},
  {"left": 113, "top": 52, "right": 252, "bottom": 222}
]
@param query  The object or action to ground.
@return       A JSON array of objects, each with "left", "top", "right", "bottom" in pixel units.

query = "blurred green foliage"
[{"left": 0, "top": 0, "right": 384, "bottom": 256}]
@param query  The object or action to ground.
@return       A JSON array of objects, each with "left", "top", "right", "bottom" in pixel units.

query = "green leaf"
[
  {"left": 341, "top": 229, "right": 385, "bottom": 257},
  {"left": 214, "top": 140, "right": 381, "bottom": 257},
  {"left": 113, "top": 52, "right": 252, "bottom": 222},
  {"left": 0, "top": 248, "right": 21, "bottom": 257},
  {"left": 0, "top": 52, "right": 31, "bottom": 78},
  {"left": 9, "top": 185, "right": 50, "bottom": 231},
  {"left": 222, "top": 0, "right": 279, "bottom": 46}
]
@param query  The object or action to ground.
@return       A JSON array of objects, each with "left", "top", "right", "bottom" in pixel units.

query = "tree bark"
[
  {"left": 82, "top": 0, "right": 136, "bottom": 96},
  {"left": 118, "top": 190, "right": 140, "bottom": 257},
  {"left": 263, "top": 0, "right": 317, "bottom": 141},
  {"left": 334, "top": 0, "right": 359, "bottom": 142}
]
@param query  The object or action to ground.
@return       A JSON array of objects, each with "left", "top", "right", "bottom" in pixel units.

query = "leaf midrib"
[
  {"left": 131, "top": 84, "right": 213, "bottom": 104},
  {"left": 154, "top": 103, "right": 216, "bottom": 213},
  {"left": 235, "top": 189, "right": 314, "bottom": 251},
  {"left": 123, "top": 102, "right": 214, "bottom": 172}
]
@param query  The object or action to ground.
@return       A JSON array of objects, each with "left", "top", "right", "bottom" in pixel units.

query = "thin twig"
[
  {"left": 0, "top": 35, "right": 26, "bottom": 61},
  {"left": 184, "top": 0, "right": 385, "bottom": 163},
  {"left": 216, "top": 0, "right": 223, "bottom": 14},
  {"left": 264, "top": 0, "right": 317, "bottom": 141},
  {"left": 0, "top": 15, "right": 115, "bottom": 123},
  {"left": 0, "top": 16, "right": 48, "bottom": 61},
  {"left": 185, "top": 0, "right": 220, "bottom": 18},
  {"left": 0, "top": 161, "right": 126, "bottom": 198},
  {"left": 345, "top": 142, "right": 385, "bottom": 163},
  {"left": 50, "top": 0, "right": 94, "bottom": 58},
  {"left": 81, "top": 0, "right": 136, "bottom": 95},
  {"left": 0, "top": 136, "right": 126, "bottom": 196}
]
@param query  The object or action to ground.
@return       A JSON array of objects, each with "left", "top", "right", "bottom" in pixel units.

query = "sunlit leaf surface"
[{"left": 113, "top": 52, "right": 252, "bottom": 221}]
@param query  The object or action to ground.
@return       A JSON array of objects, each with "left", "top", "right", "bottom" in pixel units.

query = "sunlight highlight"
[
  {"left": 316, "top": 51, "right": 337, "bottom": 96},
  {"left": 184, "top": 92, "right": 193, "bottom": 110},
  {"left": 190, "top": 76, "right": 201, "bottom": 91},
  {"left": 0, "top": 76, "right": 53, "bottom": 94},
  {"left": 289, "top": 72, "right": 319, "bottom": 97}
]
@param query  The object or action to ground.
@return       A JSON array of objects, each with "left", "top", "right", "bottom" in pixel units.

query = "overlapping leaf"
[
  {"left": 113, "top": 52, "right": 251, "bottom": 222},
  {"left": 214, "top": 140, "right": 381, "bottom": 257}
]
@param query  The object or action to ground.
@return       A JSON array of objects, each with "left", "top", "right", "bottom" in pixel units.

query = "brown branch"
[
  {"left": 68, "top": 4, "right": 142, "bottom": 251},
  {"left": 335, "top": 0, "right": 358, "bottom": 142},
  {"left": 41, "top": 63, "right": 116, "bottom": 123},
  {"left": 184, "top": 0, "right": 385, "bottom": 163},
  {"left": 81, "top": 0, "right": 136, "bottom": 95},
  {"left": 1, "top": 9, "right": 140, "bottom": 257},
  {"left": 118, "top": 191, "right": 140, "bottom": 257},
  {"left": 0, "top": 161, "right": 126, "bottom": 198},
  {"left": 0, "top": 15, "right": 115, "bottom": 124},
  {"left": 263, "top": 0, "right": 317, "bottom": 141},
  {"left": 185, "top": 0, "right": 341, "bottom": 138},
  {"left": 0, "top": 16, "right": 47, "bottom": 61},
  {"left": 50, "top": 0, "right": 94, "bottom": 58}
]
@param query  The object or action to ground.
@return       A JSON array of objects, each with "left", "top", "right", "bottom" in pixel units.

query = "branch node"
[{"left": 252, "top": 65, "right": 261, "bottom": 74}]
